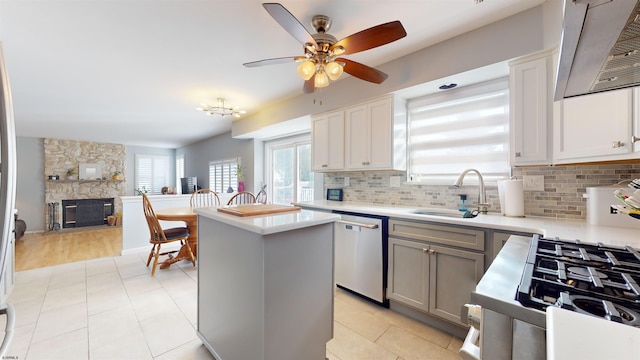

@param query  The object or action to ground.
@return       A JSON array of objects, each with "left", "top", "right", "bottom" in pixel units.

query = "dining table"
[{"left": 155, "top": 206, "right": 201, "bottom": 269}]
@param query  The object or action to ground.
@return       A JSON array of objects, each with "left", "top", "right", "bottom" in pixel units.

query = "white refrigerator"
[{"left": 0, "top": 41, "right": 18, "bottom": 355}]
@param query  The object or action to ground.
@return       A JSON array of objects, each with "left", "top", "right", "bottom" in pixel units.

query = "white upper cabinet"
[
  {"left": 345, "top": 97, "right": 400, "bottom": 170},
  {"left": 553, "top": 88, "right": 633, "bottom": 163},
  {"left": 311, "top": 95, "right": 406, "bottom": 172},
  {"left": 509, "top": 50, "right": 554, "bottom": 166},
  {"left": 311, "top": 111, "right": 344, "bottom": 171}
]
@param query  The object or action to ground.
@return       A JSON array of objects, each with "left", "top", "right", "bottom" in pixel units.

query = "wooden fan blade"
[
  {"left": 243, "top": 56, "right": 304, "bottom": 67},
  {"left": 331, "top": 21, "right": 406, "bottom": 56},
  {"left": 263, "top": 3, "right": 318, "bottom": 48},
  {"left": 337, "top": 58, "right": 388, "bottom": 84},
  {"left": 303, "top": 74, "right": 315, "bottom": 94}
]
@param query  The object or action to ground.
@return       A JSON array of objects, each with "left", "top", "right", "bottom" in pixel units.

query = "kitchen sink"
[{"left": 409, "top": 208, "right": 479, "bottom": 218}]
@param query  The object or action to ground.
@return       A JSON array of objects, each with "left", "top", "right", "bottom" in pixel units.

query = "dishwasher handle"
[{"left": 336, "top": 220, "right": 379, "bottom": 229}]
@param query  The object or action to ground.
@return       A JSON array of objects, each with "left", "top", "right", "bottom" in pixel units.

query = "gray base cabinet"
[{"left": 387, "top": 220, "right": 485, "bottom": 326}]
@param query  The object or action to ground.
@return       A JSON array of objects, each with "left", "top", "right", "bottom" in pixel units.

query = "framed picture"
[{"left": 79, "top": 163, "right": 103, "bottom": 180}]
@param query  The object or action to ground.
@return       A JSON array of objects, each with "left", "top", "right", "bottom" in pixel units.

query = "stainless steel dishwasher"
[{"left": 333, "top": 211, "right": 389, "bottom": 307}]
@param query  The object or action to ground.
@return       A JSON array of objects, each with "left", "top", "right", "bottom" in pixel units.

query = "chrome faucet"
[{"left": 454, "top": 169, "right": 490, "bottom": 213}]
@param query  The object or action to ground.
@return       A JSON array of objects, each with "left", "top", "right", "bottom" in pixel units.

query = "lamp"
[{"left": 196, "top": 98, "right": 245, "bottom": 118}]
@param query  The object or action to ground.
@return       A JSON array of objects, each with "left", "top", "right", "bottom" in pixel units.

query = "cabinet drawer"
[{"left": 389, "top": 219, "right": 484, "bottom": 251}]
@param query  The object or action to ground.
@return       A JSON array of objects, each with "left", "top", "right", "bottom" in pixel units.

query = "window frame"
[
  {"left": 406, "top": 77, "right": 510, "bottom": 186},
  {"left": 209, "top": 158, "right": 239, "bottom": 194},
  {"left": 264, "top": 134, "right": 313, "bottom": 204},
  {"left": 134, "top": 154, "right": 170, "bottom": 195}
]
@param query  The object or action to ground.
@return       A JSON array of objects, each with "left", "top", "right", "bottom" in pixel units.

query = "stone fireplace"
[{"left": 44, "top": 138, "right": 126, "bottom": 230}]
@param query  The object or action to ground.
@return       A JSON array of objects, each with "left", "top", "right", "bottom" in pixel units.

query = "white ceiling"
[{"left": 0, "top": 0, "right": 545, "bottom": 148}]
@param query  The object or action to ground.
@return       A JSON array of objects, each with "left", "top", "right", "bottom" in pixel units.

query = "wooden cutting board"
[{"left": 217, "top": 204, "right": 301, "bottom": 217}]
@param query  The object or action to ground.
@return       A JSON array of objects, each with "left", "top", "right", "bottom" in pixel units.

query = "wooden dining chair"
[
  {"left": 226, "top": 191, "right": 257, "bottom": 205},
  {"left": 190, "top": 188, "right": 221, "bottom": 207},
  {"left": 256, "top": 189, "right": 268, "bottom": 204},
  {"left": 142, "top": 194, "right": 195, "bottom": 276}
]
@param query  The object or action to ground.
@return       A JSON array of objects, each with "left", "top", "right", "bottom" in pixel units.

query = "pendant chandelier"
[{"left": 196, "top": 98, "right": 245, "bottom": 118}]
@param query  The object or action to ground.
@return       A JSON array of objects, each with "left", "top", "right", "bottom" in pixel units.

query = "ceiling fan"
[{"left": 243, "top": 3, "right": 407, "bottom": 94}]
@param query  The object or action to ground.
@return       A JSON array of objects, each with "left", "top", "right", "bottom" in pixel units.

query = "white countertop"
[
  {"left": 546, "top": 307, "right": 640, "bottom": 359},
  {"left": 293, "top": 200, "right": 640, "bottom": 248},
  {"left": 194, "top": 207, "right": 340, "bottom": 235}
]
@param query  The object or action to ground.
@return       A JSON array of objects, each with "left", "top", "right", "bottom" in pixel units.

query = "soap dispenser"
[{"left": 459, "top": 194, "right": 467, "bottom": 212}]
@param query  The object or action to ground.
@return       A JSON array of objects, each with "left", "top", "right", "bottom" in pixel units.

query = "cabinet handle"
[
  {"left": 612, "top": 141, "right": 625, "bottom": 148},
  {"left": 515, "top": 152, "right": 521, "bottom": 158},
  {"left": 321, "top": 164, "right": 328, "bottom": 168},
  {"left": 362, "top": 161, "right": 370, "bottom": 165},
  {"left": 428, "top": 249, "right": 436, "bottom": 254},
  {"left": 632, "top": 136, "right": 640, "bottom": 143}
]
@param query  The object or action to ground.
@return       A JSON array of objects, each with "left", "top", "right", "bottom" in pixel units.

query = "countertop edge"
[{"left": 194, "top": 207, "right": 340, "bottom": 235}]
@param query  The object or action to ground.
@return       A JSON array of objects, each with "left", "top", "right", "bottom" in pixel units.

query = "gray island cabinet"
[{"left": 194, "top": 207, "right": 340, "bottom": 360}]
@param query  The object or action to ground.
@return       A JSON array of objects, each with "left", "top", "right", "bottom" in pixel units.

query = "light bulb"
[
  {"left": 297, "top": 61, "right": 316, "bottom": 81},
  {"left": 325, "top": 61, "right": 343, "bottom": 81},
  {"left": 314, "top": 67, "right": 329, "bottom": 88}
]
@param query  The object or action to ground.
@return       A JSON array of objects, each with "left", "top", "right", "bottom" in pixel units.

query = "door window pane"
[
  {"left": 297, "top": 144, "right": 314, "bottom": 201},
  {"left": 273, "top": 147, "right": 294, "bottom": 204}
]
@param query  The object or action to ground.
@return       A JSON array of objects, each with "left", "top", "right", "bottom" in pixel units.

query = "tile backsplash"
[{"left": 323, "top": 164, "right": 640, "bottom": 220}]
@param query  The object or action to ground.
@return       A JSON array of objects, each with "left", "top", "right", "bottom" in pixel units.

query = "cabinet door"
[
  {"left": 311, "top": 111, "right": 344, "bottom": 171},
  {"left": 387, "top": 237, "right": 429, "bottom": 311},
  {"left": 510, "top": 56, "right": 551, "bottom": 165},
  {"left": 345, "top": 105, "right": 369, "bottom": 169},
  {"left": 428, "top": 244, "right": 484, "bottom": 325},
  {"left": 554, "top": 89, "right": 632, "bottom": 161},
  {"left": 368, "top": 97, "right": 393, "bottom": 168}
]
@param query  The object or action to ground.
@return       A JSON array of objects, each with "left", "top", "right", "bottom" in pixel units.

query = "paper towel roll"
[{"left": 498, "top": 179, "right": 525, "bottom": 217}]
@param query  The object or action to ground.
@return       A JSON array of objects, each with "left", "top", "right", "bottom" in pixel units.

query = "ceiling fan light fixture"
[
  {"left": 297, "top": 61, "right": 316, "bottom": 81},
  {"left": 314, "top": 68, "right": 329, "bottom": 88},
  {"left": 325, "top": 61, "right": 343, "bottom": 81}
]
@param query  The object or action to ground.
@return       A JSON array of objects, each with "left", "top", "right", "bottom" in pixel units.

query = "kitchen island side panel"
[
  {"left": 197, "top": 217, "right": 265, "bottom": 360},
  {"left": 263, "top": 223, "right": 334, "bottom": 359},
  {"left": 197, "top": 215, "right": 334, "bottom": 360}
]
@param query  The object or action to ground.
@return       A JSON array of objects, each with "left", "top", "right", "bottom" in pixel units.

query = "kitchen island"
[{"left": 194, "top": 206, "right": 340, "bottom": 360}]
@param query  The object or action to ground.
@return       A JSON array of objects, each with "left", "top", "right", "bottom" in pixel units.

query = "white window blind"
[
  {"left": 135, "top": 154, "right": 170, "bottom": 194},
  {"left": 209, "top": 158, "right": 239, "bottom": 193},
  {"left": 408, "top": 78, "right": 510, "bottom": 184}
]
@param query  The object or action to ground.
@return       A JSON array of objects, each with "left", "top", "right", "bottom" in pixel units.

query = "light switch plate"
[
  {"left": 523, "top": 175, "right": 544, "bottom": 191},
  {"left": 344, "top": 176, "right": 349, "bottom": 186}
]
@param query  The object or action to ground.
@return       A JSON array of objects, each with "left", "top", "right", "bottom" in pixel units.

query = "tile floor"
[{"left": 3, "top": 251, "right": 463, "bottom": 360}]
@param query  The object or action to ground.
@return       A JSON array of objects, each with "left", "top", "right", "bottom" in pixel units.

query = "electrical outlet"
[
  {"left": 523, "top": 175, "right": 544, "bottom": 191},
  {"left": 344, "top": 176, "right": 350, "bottom": 186}
]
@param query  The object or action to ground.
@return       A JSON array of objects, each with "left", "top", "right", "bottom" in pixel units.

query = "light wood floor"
[{"left": 15, "top": 226, "right": 123, "bottom": 271}]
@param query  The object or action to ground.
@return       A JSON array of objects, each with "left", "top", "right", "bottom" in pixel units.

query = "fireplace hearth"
[{"left": 62, "top": 198, "right": 114, "bottom": 228}]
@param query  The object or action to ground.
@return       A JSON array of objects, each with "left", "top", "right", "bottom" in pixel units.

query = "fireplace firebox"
[{"left": 61, "top": 198, "right": 115, "bottom": 228}]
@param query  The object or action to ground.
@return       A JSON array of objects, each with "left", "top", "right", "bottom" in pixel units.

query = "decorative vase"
[
  {"left": 66, "top": 175, "right": 74, "bottom": 180},
  {"left": 238, "top": 181, "right": 245, "bottom": 192},
  {"left": 112, "top": 175, "right": 121, "bottom": 180}
]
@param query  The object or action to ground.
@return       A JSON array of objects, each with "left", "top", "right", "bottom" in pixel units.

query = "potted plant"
[
  {"left": 66, "top": 168, "right": 75, "bottom": 180},
  {"left": 112, "top": 170, "right": 122, "bottom": 181},
  {"left": 237, "top": 165, "right": 245, "bottom": 192}
]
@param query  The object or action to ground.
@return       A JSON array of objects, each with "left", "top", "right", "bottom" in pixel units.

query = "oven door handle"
[
  {"left": 459, "top": 326, "right": 481, "bottom": 360},
  {"left": 336, "top": 220, "right": 379, "bottom": 229}
]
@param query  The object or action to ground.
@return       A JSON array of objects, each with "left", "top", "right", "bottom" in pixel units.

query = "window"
[
  {"left": 135, "top": 154, "right": 170, "bottom": 194},
  {"left": 176, "top": 154, "right": 184, "bottom": 194},
  {"left": 265, "top": 135, "right": 314, "bottom": 205},
  {"left": 209, "top": 158, "right": 239, "bottom": 193},
  {"left": 407, "top": 77, "right": 510, "bottom": 184}
]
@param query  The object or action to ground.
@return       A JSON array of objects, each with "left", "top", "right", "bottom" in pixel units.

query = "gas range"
[{"left": 516, "top": 235, "right": 640, "bottom": 327}]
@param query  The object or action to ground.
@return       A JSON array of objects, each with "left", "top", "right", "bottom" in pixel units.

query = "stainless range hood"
[{"left": 555, "top": 0, "right": 640, "bottom": 100}]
